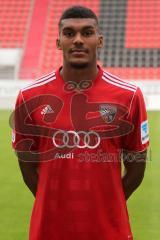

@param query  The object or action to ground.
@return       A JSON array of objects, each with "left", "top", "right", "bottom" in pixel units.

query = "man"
[{"left": 12, "top": 6, "right": 149, "bottom": 240}]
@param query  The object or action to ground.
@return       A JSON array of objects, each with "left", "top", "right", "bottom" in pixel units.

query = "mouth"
[
  {"left": 70, "top": 48, "right": 88, "bottom": 53},
  {"left": 70, "top": 49, "right": 88, "bottom": 57}
]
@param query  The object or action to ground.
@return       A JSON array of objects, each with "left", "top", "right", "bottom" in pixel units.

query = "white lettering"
[{"left": 55, "top": 153, "right": 74, "bottom": 159}]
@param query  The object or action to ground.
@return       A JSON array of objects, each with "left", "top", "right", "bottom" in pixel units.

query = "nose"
[{"left": 73, "top": 33, "right": 84, "bottom": 45}]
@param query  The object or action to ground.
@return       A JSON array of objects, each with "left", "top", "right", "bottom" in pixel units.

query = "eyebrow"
[{"left": 62, "top": 25, "right": 95, "bottom": 31}]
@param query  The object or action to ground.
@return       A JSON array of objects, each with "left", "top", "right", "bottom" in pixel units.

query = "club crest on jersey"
[{"left": 99, "top": 104, "right": 117, "bottom": 123}]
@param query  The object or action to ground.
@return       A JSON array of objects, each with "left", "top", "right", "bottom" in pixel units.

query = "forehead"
[{"left": 60, "top": 18, "right": 98, "bottom": 30}]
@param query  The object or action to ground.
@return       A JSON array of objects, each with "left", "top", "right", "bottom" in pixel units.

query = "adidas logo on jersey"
[{"left": 41, "top": 105, "right": 54, "bottom": 115}]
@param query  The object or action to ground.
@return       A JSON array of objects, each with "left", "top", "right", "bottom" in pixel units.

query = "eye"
[
  {"left": 83, "top": 30, "right": 94, "bottom": 37},
  {"left": 63, "top": 31, "right": 75, "bottom": 37}
]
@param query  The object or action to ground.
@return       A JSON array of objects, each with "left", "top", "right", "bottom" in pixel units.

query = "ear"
[
  {"left": 97, "top": 35, "right": 103, "bottom": 49},
  {"left": 56, "top": 39, "right": 62, "bottom": 50}
]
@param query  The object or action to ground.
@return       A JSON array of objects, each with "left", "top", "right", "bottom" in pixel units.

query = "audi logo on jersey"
[{"left": 52, "top": 130, "right": 100, "bottom": 149}]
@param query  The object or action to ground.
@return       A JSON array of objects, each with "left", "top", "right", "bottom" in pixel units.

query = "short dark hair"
[{"left": 59, "top": 6, "right": 99, "bottom": 28}]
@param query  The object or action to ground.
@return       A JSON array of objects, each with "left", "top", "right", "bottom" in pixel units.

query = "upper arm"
[
  {"left": 122, "top": 149, "right": 147, "bottom": 175},
  {"left": 17, "top": 155, "right": 39, "bottom": 175}
]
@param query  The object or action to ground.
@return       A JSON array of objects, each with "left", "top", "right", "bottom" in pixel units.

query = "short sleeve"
[
  {"left": 121, "top": 87, "right": 149, "bottom": 152},
  {"left": 12, "top": 90, "right": 38, "bottom": 153}
]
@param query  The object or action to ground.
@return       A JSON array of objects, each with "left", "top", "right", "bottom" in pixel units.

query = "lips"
[
  {"left": 70, "top": 49, "right": 88, "bottom": 54},
  {"left": 72, "top": 50, "right": 86, "bottom": 53}
]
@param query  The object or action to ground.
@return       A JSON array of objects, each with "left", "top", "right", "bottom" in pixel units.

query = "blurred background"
[{"left": 0, "top": 0, "right": 160, "bottom": 239}]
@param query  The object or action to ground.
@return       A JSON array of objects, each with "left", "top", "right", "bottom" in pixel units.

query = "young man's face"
[{"left": 57, "top": 18, "right": 103, "bottom": 69}]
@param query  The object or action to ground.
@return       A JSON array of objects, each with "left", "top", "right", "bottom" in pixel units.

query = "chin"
[{"left": 70, "top": 61, "right": 89, "bottom": 69}]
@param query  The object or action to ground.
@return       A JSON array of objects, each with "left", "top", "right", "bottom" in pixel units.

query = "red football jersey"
[{"left": 12, "top": 66, "right": 149, "bottom": 240}]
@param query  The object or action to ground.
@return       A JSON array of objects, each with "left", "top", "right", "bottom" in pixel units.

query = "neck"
[{"left": 60, "top": 62, "right": 98, "bottom": 84}]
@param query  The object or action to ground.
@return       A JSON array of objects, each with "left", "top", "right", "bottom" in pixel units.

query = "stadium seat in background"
[
  {"left": 99, "top": 0, "right": 160, "bottom": 79},
  {"left": 0, "top": 0, "right": 31, "bottom": 48},
  {"left": 0, "top": 0, "right": 159, "bottom": 80},
  {"left": 0, "top": 0, "right": 33, "bottom": 79}
]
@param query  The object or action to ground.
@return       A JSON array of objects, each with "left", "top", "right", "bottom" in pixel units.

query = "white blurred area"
[
  {"left": 0, "top": 48, "right": 32, "bottom": 109},
  {"left": 1, "top": 82, "right": 160, "bottom": 111}
]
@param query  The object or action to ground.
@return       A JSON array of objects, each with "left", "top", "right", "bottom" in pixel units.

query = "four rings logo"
[{"left": 52, "top": 130, "right": 100, "bottom": 149}]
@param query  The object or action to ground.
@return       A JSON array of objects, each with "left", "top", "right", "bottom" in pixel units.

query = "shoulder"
[
  {"left": 102, "top": 70, "right": 137, "bottom": 94},
  {"left": 21, "top": 70, "right": 56, "bottom": 95}
]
